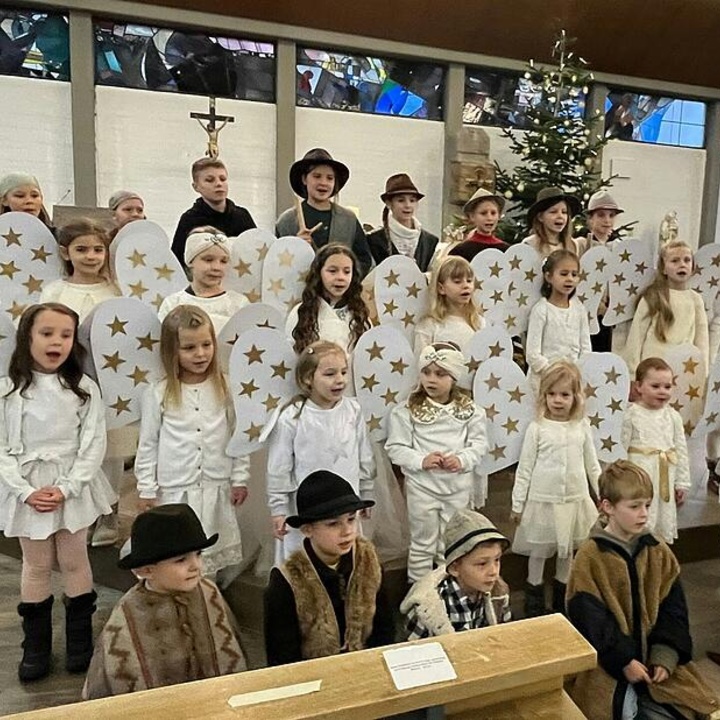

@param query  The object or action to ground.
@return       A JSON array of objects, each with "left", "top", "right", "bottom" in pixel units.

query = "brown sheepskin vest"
[{"left": 280, "top": 537, "right": 382, "bottom": 660}]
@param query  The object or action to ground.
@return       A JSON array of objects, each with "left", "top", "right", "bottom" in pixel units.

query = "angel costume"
[
  {"left": 158, "top": 288, "right": 248, "bottom": 333},
  {"left": 285, "top": 298, "right": 355, "bottom": 356},
  {"left": 40, "top": 279, "right": 120, "bottom": 322},
  {"left": 413, "top": 315, "right": 481, "bottom": 356}
]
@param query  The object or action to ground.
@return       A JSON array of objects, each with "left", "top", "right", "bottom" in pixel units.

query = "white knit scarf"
[{"left": 388, "top": 213, "right": 422, "bottom": 258}]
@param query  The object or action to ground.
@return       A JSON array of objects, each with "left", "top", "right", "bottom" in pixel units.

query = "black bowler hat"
[
  {"left": 118, "top": 504, "right": 218, "bottom": 570},
  {"left": 527, "top": 186, "right": 582, "bottom": 225},
  {"left": 286, "top": 470, "right": 375, "bottom": 528},
  {"left": 289, "top": 148, "right": 350, "bottom": 198}
]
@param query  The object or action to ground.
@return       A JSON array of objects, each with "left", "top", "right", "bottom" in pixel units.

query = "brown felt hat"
[
  {"left": 290, "top": 148, "right": 350, "bottom": 198},
  {"left": 527, "top": 186, "right": 582, "bottom": 225},
  {"left": 381, "top": 173, "right": 425, "bottom": 202}
]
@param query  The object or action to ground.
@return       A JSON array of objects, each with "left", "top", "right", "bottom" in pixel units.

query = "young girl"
[
  {"left": 266, "top": 341, "right": 375, "bottom": 563},
  {"left": 623, "top": 240, "right": 709, "bottom": 375},
  {"left": 414, "top": 256, "right": 484, "bottom": 356},
  {"left": 108, "top": 190, "right": 146, "bottom": 234},
  {"left": 386, "top": 342, "right": 488, "bottom": 582},
  {"left": 522, "top": 186, "right": 581, "bottom": 258},
  {"left": 365, "top": 173, "right": 438, "bottom": 272},
  {"left": 0, "top": 172, "right": 53, "bottom": 230},
  {"left": 158, "top": 226, "right": 248, "bottom": 334},
  {"left": 134, "top": 305, "right": 248, "bottom": 577},
  {"left": 286, "top": 244, "right": 370, "bottom": 357},
  {"left": 621, "top": 357, "right": 690, "bottom": 544},
  {"left": 574, "top": 189, "right": 624, "bottom": 257},
  {"left": 510, "top": 360, "right": 599, "bottom": 617},
  {"left": 0, "top": 303, "right": 115, "bottom": 682},
  {"left": 526, "top": 249, "right": 591, "bottom": 391},
  {"left": 40, "top": 219, "right": 120, "bottom": 322}
]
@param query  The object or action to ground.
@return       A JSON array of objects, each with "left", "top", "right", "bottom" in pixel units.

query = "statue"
[
  {"left": 190, "top": 97, "right": 234, "bottom": 160},
  {"left": 659, "top": 211, "right": 679, "bottom": 246}
]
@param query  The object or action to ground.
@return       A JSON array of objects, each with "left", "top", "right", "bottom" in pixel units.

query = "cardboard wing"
[
  {"left": 224, "top": 228, "right": 276, "bottom": 303},
  {"left": 261, "top": 236, "right": 315, "bottom": 316}
]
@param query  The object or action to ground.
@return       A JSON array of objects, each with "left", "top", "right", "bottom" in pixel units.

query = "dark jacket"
[{"left": 366, "top": 227, "right": 438, "bottom": 273}]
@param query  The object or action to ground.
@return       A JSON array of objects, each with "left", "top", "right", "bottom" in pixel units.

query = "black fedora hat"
[
  {"left": 527, "top": 186, "right": 582, "bottom": 225},
  {"left": 118, "top": 504, "right": 218, "bottom": 570},
  {"left": 286, "top": 470, "right": 374, "bottom": 528},
  {"left": 289, "top": 148, "right": 350, "bottom": 198}
]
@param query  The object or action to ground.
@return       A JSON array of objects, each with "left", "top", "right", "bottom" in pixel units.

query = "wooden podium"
[{"left": 6, "top": 615, "right": 595, "bottom": 719}]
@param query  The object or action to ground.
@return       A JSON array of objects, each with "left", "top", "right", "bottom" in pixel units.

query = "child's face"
[
  {"left": 387, "top": 193, "right": 418, "bottom": 224},
  {"left": 602, "top": 496, "right": 651, "bottom": 541},
  {"left": 538, "top": 201, "right": 569, "bottom": 235},
  {"left": 635, "top": 368, "right": 673, "bottom": 410},
  {"left": 189, "top": 245, "right": 229, "bottom": 293},
  {"left": 139, "top": 551, "right": 203, "bottom": 594},
  {"left": 662, "top": 246, "right": 693, "bottom": 289},
  {"left": 420, "top": 362, "right": 455, "bottom": 404},
  {"left": 309, "top": 351, "right": 348, "bottom": 408},
  {"left": 587, "top": 209, "right": 618, "bottom": 241},
  {"left": 113, "top": 198, "right": 145, "bottom": 228},
  {"left": 320, "top": 252, "right": 353, "bottom": 303},
  {"left": 448, "top": 542, "right": 503, "bottom": 596},
  {"left": 302, "top": 512, "right": 358, "bottom": 564},
  {"left": 61, "top": 234, "right": 107, "bottom": 280},
  {"left": 193, "top": 167, "right": 228, "bottom": 205},
  {"left": 469, "top": 200, "right": 500, "bottom": 235},
  {"left": 544, "top": 257, "right": 579, "bottom": 298},
  {"left": 30, "top": 309, "right": 75, "bottom": 373},
  {"left": 177, "top": 323, "right": 215, "bottom": 382},
  {"left": 545, "top": 378, "right": 575, "bottom": 421},
  {"left": 303, "top": 164, "right": 335, "bottom": 205},
  {"left": 3, "top": 184, "right": 43, "bottom": 216},
  {"left": 438, "top": 273, "right": 474, "bottom": 308}
]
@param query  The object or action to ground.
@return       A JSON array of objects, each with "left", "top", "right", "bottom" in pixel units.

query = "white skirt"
[{"left": 512, "top": 497, "right": 598, "bottom": 559}]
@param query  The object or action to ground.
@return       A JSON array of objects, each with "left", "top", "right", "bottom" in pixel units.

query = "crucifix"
[{"left": 190, "top": 96, "right": 235, "bottom": 159}]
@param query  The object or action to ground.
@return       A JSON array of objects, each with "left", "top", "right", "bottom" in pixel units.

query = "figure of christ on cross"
[{"left": 190, "top": 96, "right": 235, "bottom": 159}]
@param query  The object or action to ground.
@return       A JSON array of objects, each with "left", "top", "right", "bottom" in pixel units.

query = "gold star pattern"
[
  {"left": 626, "top": 283, "right": 639, "bottom": 296},
  {"left": 244, "top": 422, "right": 263, "bottom": 441},
  {"left": 366, "top": 342, "right": 385, "bottom": 360},
  {"left": 613, "top": 302, "right": 626, "bottom": 315},
  {"left": 504, "top": 315, "right": 517, "bottom": 331},
  {"left": 257, "top": 319, "right": 277, "bottom": 329},
  {"left": 239, "top": 379, "right": 260, "bottom": 398},
  {"left": 257, "top": 244, "right": 270, "bottom": 261},
  {"left": 618, "top": 249, "right": 632, "bottom": 262},
  {"left": 488, "top": 342, "right": 503, "bottom": 358},
  {"left": 127, "top": 249, "right": 147, "bottom": 267},
  {"left": 401, "top": 312, "right": 415, "bottom": 328},
  {"left": 635, "top": 261, "right": 648, "bottom": 274},
  {"left": 684, "top": 420, "right": 695, "bottom": 436},
  {"left": 127, "top": 366, "right": 149, "bottom": 386},
  {"left": 268, "top": 278, "right": 285, "bottom": 296},
  {"left": 706, "top": 412, "right": 718, "bottom": 426},
  {"left": 670, "top": 400, "right": 683, "bottom": 412},
  {"left": 595, "top": 258, "right": 607, "bottom": 272},
  {"left": 491, "top": 290, "right": 503, "bottom": 304},
  {"left": 578, "top": 269, "right": 589, "bottom": 282},
  {"left": 278, "top": 249, "right": 294, "bottom": 267},
  {"left": 576, "top": 293, "right": 587, "bottom": 304},
  {"left": 128, "top": 280, "right": 149, "bottom": 299},
  {"left": 154, "top": 264, "right": 175, "bottom": 281},
  {"left": 262, "top": 394, "right": 281, "bottom": 412},
  {"left": 225, "top": 334, "right": 239, "bottom": 347},
  {"left": 517, "top": 293, "right": 529, "bottom": 307},
  {"left": 588, "top": 412, "right": 602, "bottom": 429},
  {"left": 508, "top": 256, "right": 522, "bottom": 270},
  {"left": 484, "top": 404, "right": 500, "bottom": 421},
  {"left": 361, "top": 374, "right": 380, "bottom": 391},
  {"left": 713, "top": 381, "right": 720, "bottom": 394},
  {"left": 102, "top": 351, "right": 125, "bottom": 372},
  {"left": 507, "top": 281, "right": 516, "bottom": 295},
  {"left": 234, "top": 259, "right": 251, "bottom": 277},
  {"left": 381, "top": 388, "right": 398, "bottom": 406},
  {"left": 390, "top": 358, "right": 409, "bottom": 375},
  {"left": 466, "top": 357, "right": 481, "bottom": 373},
  {"left": 607, "top": 398, "right": 623, "bottom": 414},
  {"left": 136, "top": 333, "right": 160, "bottom": 351},
  {"left": 21, "top": 275, "right": 43, "bottom": 294},
  {"left": 489, "top": 262, "right": 502, "bottom": 278},
  {"left": 592, "top": 282, "right": 604, "bottom": 294},
  {"left": 484, "top": 373, "right": 501, "bottom": 390},
  {"left": 525, "top": 269, "right": 537, "bottom": 282},
  {"left": 7, "top": 301, "right": 26, "bottom": 321},
  {"left": 713, "top": 255, "right": 720, "bottom": 268},
  {"left": 383, "top": 299, "right": 398, "bottom": 315},
  {"left": 601, "top": 436, "right": 617, "bottom": 452},
  {"left": 0, "top": 260, "right": 20, "bottom": 279},
  {"left": 271, "top": 361, "right": 291, "bottom": 379},
  {"left": 30, "top": 245, "right": 51, "bottom": 263},
  {"left": 151, "top": 294, "right": 164, "bottom": 312},
  {"left": 604, "top": 367, "right": 621, "bottom": 384},
  {"left": 107, "top": 316, "right": 128, "bottom": 336},
  {"left": 508, "top": 386, "right": 525, "bottom": 403},
  {"left": 244, "top": 344, "right": 265, "bottom": 364},
  {"left": 502, "top": 417, "right": 519, "bottom": 434},
  {"left": 687, "top": 385, "right": 701, "bottom": 400},
  {"left": 406, "top": 282, "right": 421, "bottom": 298},
  {"left": 2, "top": 229, "right": 22, "bottom": 246},
  {"left": 709, "top": 277, "right": 720, "bottom": 289},
  {"left": 110, "top": 396, "right": 132, "bottom": 415},
  {"left": 384, "top": 270, "right": 400, "bottom": 287},
  {"left": 489, "top": 444, "right": 507, "bottom": 461},
  {"left": 584, "top": 383, "right": 597, "bottom": 398},
  {"left": 245, "top": 288, "right": 262, "bottom": 303},
  {"left": 612, "top": 273, "right": 626, "bottom": 285},
  {"left": 683, "top": 357, "right": 699, "bottom": 374},
  {"left": 367, "top": 415, "right": 382, "bottom": 432}
]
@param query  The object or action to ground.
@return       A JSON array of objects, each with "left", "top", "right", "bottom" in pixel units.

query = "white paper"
[
  {"left": 383, "top": 642, "right": 457, "bottom": 691},
  {"left": 227, "top": 679, "right": 322, "bottom": 708}
]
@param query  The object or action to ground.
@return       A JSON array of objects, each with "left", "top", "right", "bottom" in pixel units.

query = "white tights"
[{"left": 527, "top": 555, "right": 572, "bottom": 586}]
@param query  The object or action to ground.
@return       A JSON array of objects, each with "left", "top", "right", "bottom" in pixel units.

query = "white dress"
[
  {"left": 621, "top": 403, "right": 691, "bottom": 543},
  {"left": 158, "top": 289, "right": 249, "bottom": 334},
  {"left": 134, "top": 379, "right": 248, "bottom": 574},
  {"left": 413, "top": 315, "right": 481, "bottom": 356},
  {"left": 40, "top": 279, "right": 120, "bottom": 322},
  {"left": 285, "top": 298, "right": 355, "bottom": 356},
  {"left": 0, "top": 374, "right": 116, "bottom": 539}
]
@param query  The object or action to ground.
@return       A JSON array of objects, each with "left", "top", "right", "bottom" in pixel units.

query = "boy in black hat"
[
  {"left": 82, "top": 504, "right": 246, "bottom": 699},
  {"left": 263, "top": 470, "right": 394, "bottom": 665}
]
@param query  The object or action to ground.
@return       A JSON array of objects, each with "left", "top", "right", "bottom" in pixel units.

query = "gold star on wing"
[
  {"left": 128, "top": 280, "right": 149, "bottom": 299},
  {"left": 626, "top": 283, "right": 639, "bottom": 296},
  {"left": 595, "top": 258, "right": 607, "bottom": 272},
  {"left": 635, "top": 261, "right": 648, "bottom": 274},
  {"left": 22, "top": 275, "right": 43, "bottom": 294},
  {"left": 710, "top": 255, "right": 720, "bottom": 268},
  {"left": 383, "top": 299, "right": 398, "bottom": 315},
  {"left": 361, "top": 374, "right": 380, "bottom": 391},
  {"left": 390, "top": 358, "right": 409, "bottom": 375},
  {"left": 466, "top": 357, "right": 481, "bottom": 373},
  {"left": 234, "top": 259, "right": 251, "bottom": 277},
  {"left": 613, "top": 273, "right": 626, "bottom": 285},
  {"left": 713, "top": 381, "right": 720, "bottom": 393},
  {"left": 257, "top": 319, "right": 277, "bottom": 329},
  {"left": 592, "top": 282, "right": 604, "bottom": 294},
  {"left": 578, "top": 269, "right": 589, "bottom": 282},
  {"left": 517, "top": 293, "right": 529, "bottom": 307},
  {"left": 244, "top": 422, "right": 263, "bottom": 441},
  {"left": 406, "top": 282, "right": 421, "bottom": 298},
  {"left": 687, "top": 385, "right": 701, "bottom": 400},
  {"left": 489, "top": 262, "right": 502, "bottom": 278},
  {"left": 384, "top": 270, "right": 400, "bottom": 287},
  {"left": 504, "top": 315, "right": 517, "bottom": 330},
  {"left": 588, "top": 412, "right": 602, "bottom": 429},
  {"left": 271, "top": 361, "right": 291, "bottom": 379},
  {"left": 507, "top": 281, "right": 516, "bottom": 295},
  {"left": 244, "top": 344, "right": 265, "bottom": 364},
  {"left": 2, "top": 229, "right": 21, "bottom": 246},
  {"left": 508, "top": 386, "right": 525, "bottom": 403},
  {"left": 107, "top": 316, "right": 128, "bottom": 336},
  {"left": 683, "top": 357, "right": 699, "bottom": 374},
  {"left": 30, "top": 245, "right": 51, "bottom": 263},
  {"left": 488, "top": 342, "right": 503, "bottom": 358},
  {"left": 502, "top": 417, "right": 519, "bottom": 434},
  {"left": 110, "top": 396, "right": 132, "bottom": 415},
  {"left": 239, "top": 379, "right": 260, "bottom": 398},
  {"left": 491, "top": 290, "right": 503, "bottom": 304},
  {"left": 262, "top": 394, "right": 281, "bottom": 412},
  {"left": 489, "top": 444, "right": 506, "bottom": 461},
  {"left": 670, "top": 400, "right": 683, "bottom": 412},
  {"left": 151, "top": 294, "right": 164, "bottom": 311},
  {"left": 257, "top": 244, "right": 270, "bottom": 261},
  {"left": 245, "top": 288, "right": 262, "bottom": 303},
  {"left": 225, "top": 334, "right": 239, "bottom": 347},
  {"left": 607, "top": 398, "right": 623, "bottom": 414},
  {"left": 709, "top": 277, "right": 720, "bottom": 289},
  {"left": 683, "top": 420, "right": 695, "bottom": 435},
  {"left": 604, "top": 367, "right": 621, "bottom": 384},
  {"left": 707, "top": 412, "right": 718, "bottom": 426},
  {"left": 136, "top": 333, "right": 160, "bottom": 351},
  {"left": 475, "top": 279, "right": 483, "bottom": 291},
  {"left": 268, "top": 278, "right": 285, "bottom": 296},
  {"left": 484, "top": 373, "right": 501, "bottom": 390},
  {"left": 8, "top": 301, "right": 26, "bottom": 321},
  {"left": 102, "top": 351, "right": 125, "bottom": 372},
  {"left": 584, "top": 383, "right": 597, "bottom": 398},
  {"left": 524, "top": 268, "right": 537, "bottom": 282},
  {"left": 278, "top": 249, "right": 294, "bottom": 267},
  {"left": 401, "top": 311, "right": 415, "bottom": 328},
  {"left": 367, "top": 415, "right": 382, "bottom": 432},
  {"left": 618, "top": 249, "right": 632, "bottom": 262},
  {"left": 366, "top": 342, "right": 385, "bottom": 360},
  {"left": 127, "top": 366, "right": 149, "bottom": 386},
  {"left": 127, "top": 249, "right": 147, "bottom": 267},
  {"left": 484, "top": 404, "right": 500, "bottom": 421},
  {"left": 508, "top": 256, "right": 521, "bottom": 270},
  {"left": 601, "top": 435, "right": 617, "bottom": 451},
  {"left": 613, "top": 303, "right": 626, "bottom": 315},
  {"left": 577, "top": 293, "right": 587, "bottom": 304},
  {"left": 0, "top": 260, "right": 20, "bottom": 279},
  {"left": 154, "top": 264, "right": 175, "bottom": 281},
  {"left": 381, "top": 388, "right": 398, "bottom": 406}
]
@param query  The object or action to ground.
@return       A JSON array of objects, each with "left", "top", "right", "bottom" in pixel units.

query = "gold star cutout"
[
  {"left": 384, "top": 270, "right": 400, "bottom": 287},
  {"left": 595, "top": 258, "right": 607, "bottom": 272},
  {"left": 244, "top": 422, "right": 263, "bottom": 441},
  {"left": 361, "top": 374, "right": 380, "bottom": 391},
  {"left": 22, "top": 275, "right": 43, "bottom": 294},
  {"left": 577, "top": 293, "right": 587, "bottom": 304},
  {"left": 687, "top": 385, "right": 701, "bottom": 400},
  {"left": 604, "top": 367, "right": 621, "bottom": 384},
  {"left": 489, "top": 262, "right": 502, "bottom": 278},
  {"left": 709, "top": 277, "right": 720, "bottom": 289},
  {"left": 271, "top": 361, "right": 291, "bottom": 379},
  {"left": 585, "top": 383, "right": 597, "bottom": 398},
  {"left": 588, "top": 412, "right": 602, "bottom": 429},
  {"left": 491, "top": 290, "right": 503, "bottom": 304},
  {"left": 517, "top": 293, "right": 529, "bottom": 307},
  {"left": 713, "top": 255, "right": 720, "bottom": 268},
  {"left": 489, "top": 444, "right": 506, "bottom": 461},
  {"left": 390, "top": 358, "right": 409, "bottom": 375},
  {"left": 154, "top": 264, "right": 175, "bottom": 281},
  {"left": 268, "top": 278, "right": 285, "bottom": 296},
  {"left": 713, "top": 381, "right": 720, "bottom": 394},
  {"left": 683, "top": 357, "right": 699, "bottom": 374},
  {"left": 7, "top": 301, "right": 26, "bottom": 321},
  {"left": 507, "top": 281, "right": 516, "bottom": 295},
  {"left": 508, "top": 256, "right": 521, "bottom": 270},
  {"left": 278, "top": 249, "right": 294, "bottom": 267},
  {"left": 488, "top": 342, "right": 503, "bottom": 358},
  {"left": 592, "top": 282, "right": 604, "bottom": 294},
  {"left": 524, "top": 268, "right": 537, "bottom": 282},
  {"left": 127, "top": 366, "right": 149, "bottom": 386},
  {"left": 136, "top": 333, "right": 160, "bottom": 351},
  {"left": 607, "top": 398, "right": 623, "bottom": 414},
  {"left": 257, "top": 319, "right": 277, "bottom": 329},
  {"left": 110, "top": 396, "right": 132, "bottom": 415},
  {"left": 406, "top": 282, "right": 421, "bottom": 298},
  {"left": 613, "top": 273, "right": 625, "bottom": 285},
  {"left": 626, "top": 283, "right": 639, "bottom": 296},
  {"left": 383, "top": 299, "right": 398, "bottom": 315},
  {"left": 239, "top": 379, "right": 260, "bottom": 398},
  {"left": 262, "top": 394, "right": 281, "bottom": 412},
  {"left": 0, "top": 260, "right": 20, "bottom": 279},
  {"left": 107, "top": 316, "right": 128, "bottom": 336},
  {"left": 127, "top": 249, "right": 146, "bottom": 267},
  {"left": 234, "top": 259, "right": 251, "bottom": 277},
  {"left": 484, "top": 373, "right": 501, "bottom": 390},
  {"left": 578, "top": 269, "right": 589, "bottom": 282},
  {"left": 257, "top": 244, "right": 270, "bottom": 261},
  {"left": 618, "top": 249, "right": 631, "bottom": 262},
  {"left": 684, "top": 420, "right": 695, "bottom": 436},
  {"left": 670, "top": 400, "right": 683, "bottom": 412},
  {"left": 381, "top": 388, "right": 398, "bottom": 406},
  {"left": 401, "top": 311, "right": 415, "bottom": 328},
  {"left": 613, "top": 303, "right": 626, "bottom": 315},
  {"left": 484, "top": 404, "right": 500, "bottom": 421},
  {"left": 225, "top": 334, "right": 239, "bottom": 347},
  {"left": 366, "top": 342, "right": 385, "bottom": 360},
  {"left": 502, "top": 417, "right": 519, "bottom": 434},
  {"left": 30, "top": 245, "right": 51, "bottom": 263},
  {"left": 601, "top": 435, "right": 617, "bottom": 451},
  {"left": 508, "top": 386, "right": 525, "bottom": 403},
  {"left": 367, "top": 414, "right": 382, "bottom": 432},
  {"left": 151, "top": 294, "right": 164, "bottom": 312},
  {"left": 245, "top": 288, "right": 262, "bottom": 303},
  {"left": 128, "top": 280, "right": 149, "bottom": 299},
  {"left": 244, "top": 344, "right": 265, "bottom": 364},
  {"left": 2, "top": 229, "right": 22, "bottom": 246},
  {"left": 504, "top": 315, "right": 517, "bottom": 330},
  {"left": 466, "top": 357, "right": 481, "bottom": 373},
  {"left": 706, "top": 412, "right": 718, "bottom": 426},
  {"left": 102, "top": 351, "right": 125, "bottom": 372},
  {"left": 635, "top": 261, "right": 648, "bottom": 274}
]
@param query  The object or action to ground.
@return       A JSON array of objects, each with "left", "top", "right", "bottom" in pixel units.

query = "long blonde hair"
[
  {"left": 639, "top": 240, "right": 694, "bottom": 343},
  {"left": 424, "top": 256, "right": 482, "bottom": 330},
  {"left": 160, "top": 305, "right": 227, "bottom": 408},
  {"left": 537, "top": 360, "right": 584, "bottom": 421},
  {"left": 532, "top": 201, "right": 575, "bottom": 256}
]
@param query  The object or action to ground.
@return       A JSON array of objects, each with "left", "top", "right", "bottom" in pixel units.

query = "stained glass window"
[
  {"left": 0, "top": 8, "right": 69, "bottom": 81},
  {"left": 297, "top": 47, "right": 444, "bottom": 120},
  {"left": 94, "top": 21, "right": 275, "bottom": 102}
]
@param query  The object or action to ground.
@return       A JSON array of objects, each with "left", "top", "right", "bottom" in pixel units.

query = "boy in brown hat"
[
  {"left": 83, "top": 504, "right": 246, "bottom": 699},
  {"left": 448, "top": 187, "right": 507, "bottom": 262}
]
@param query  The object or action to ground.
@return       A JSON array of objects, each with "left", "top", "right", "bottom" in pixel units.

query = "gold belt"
[{"left": 627, "top": 446, "right": 677, "bottom": 502}]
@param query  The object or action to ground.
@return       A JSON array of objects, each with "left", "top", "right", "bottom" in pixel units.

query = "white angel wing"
[
  {"left": 577, "top": 245, "right": 612, "bottom": 335},
  {"left": 604, "top": 238, "right": 656, "bottom": 327},
  {"left": 261, "top": 236, "right": 315, "bottom": 316},
  {"left": 665, "top": 344, "right": 706, "bottom": 436},
  {"left": 690, "top": 243, "right": 720, "bottom": 315},
  {"left": 224, "top": 228, "right": 277, "bottom": 303}
]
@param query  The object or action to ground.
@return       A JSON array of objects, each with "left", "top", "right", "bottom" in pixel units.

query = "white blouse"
[
  {"left": 40, "top": 279, "right": 120, "bottom": 322},
  {"left": 158, "top": 289, "right": 248, "bottom": 333},
  {"left": 413, "top": 315, "right": 481, "bottom": 356}
]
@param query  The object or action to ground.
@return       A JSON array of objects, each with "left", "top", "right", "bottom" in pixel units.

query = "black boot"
[
  {"left": 524, "top": 582, "right": 546, "bottom": 618},
  {"left": 17, "top": 595, "right": 53, "bottom": 683},
  {"left": 64, "top": 590, "right": 97, "bottom": 673},
  {"left": 552, "top": 580, "right": 567, "bottom": 615}
]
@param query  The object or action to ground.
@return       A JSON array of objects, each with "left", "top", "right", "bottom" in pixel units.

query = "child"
[
  {"left": 522, "top": 186, "right": 581, "bottom": 258},
  {"left": 108, "top": 190, "right": 145, "bottom": 232},
  {"left": 159, "top": 227, "right": 248, "bottom": 333},
  {"left": 0, "top": 172, "right": 53, "bottom": 229},
  {"left": 0, "top": 303, "right": 115, "bottom": 682},
  {"left": 414, "top": 256, "right": 484, "bottom": 356},
  {"left": 511, "top": 360, "right": 599, "bottom": 617},
  {"left": 134, "top": 305, "right": 248, "bottom": 578},
  {"left": 266, "top": 341, "right": 375, "bottom": 562},
  {"left": 386, "top": 342, "right": 488, "bottom": 582},
  {"left": 401, "top": 508, "right": 511, "bottom": 639},
  {"left": 286, "top": 243, "right": 370, "bottom": 358},
  {"left": 40, "top": 219, "right": 120, "bottom": 322},
  {"left": 623, "top": 240, "right": 709, "bottom": 375},
  {"left": 448, "top": 187, "right": 508, "bottom": 262},
  {"left": 263, "top": 470, "right": 393, "bottom": 665},
  {"left": 567, "top": 460, "right": 720, "bottom": 720},
  {"left": 621, "top": 358, "right": 690, "bottom": 544},
  {"left": 171, "top": 157, "right": 256, "bottom": 263},
  {"left": 574, "top": 189, "right": 624, "bottom": 257},
  {"left": 366, "top": 173, "right": 438, "bottom": 272},
  {"left": 275, "top": 148, "right": 373, "bottom": 276},
  {"left": 83, "top": 504, "right": 247, "bottom": 698},
  {"left": 526, "top": 249, "right": 591, "bottom": 391}
]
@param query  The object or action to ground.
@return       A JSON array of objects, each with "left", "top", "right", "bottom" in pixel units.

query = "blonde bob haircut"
[
  {"left": 424, "top": 256, "right": 482, "bottom": 330},
  {"left": 537, "top": 360, "right": 584, "bottom": 421}
]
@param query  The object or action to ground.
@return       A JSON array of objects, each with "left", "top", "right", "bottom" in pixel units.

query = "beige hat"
[
  {"left": 444, "top": 509, "right": 509, "bottom": 566},
  {"left": 184, "top": 229, "right": 230, "bottom": 266},
  {"left": 587, "top": 189, "right": 624, "bottom": 215},
  {"left": 108, "top": 190, "right": 143, "bottom": 211},
  {"left": 463, "top": 187, "right": 505, "bottom": 216},
  {"left": 418, "top": 343, "right": 466, "bottom": 381}
]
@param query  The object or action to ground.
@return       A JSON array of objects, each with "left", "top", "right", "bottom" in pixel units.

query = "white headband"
[
  {"left": 419, "top": 345, "right": 466, "bottom": 381},
  {"left": 184, "top": 231, "right": 230, "bottom": 266}
]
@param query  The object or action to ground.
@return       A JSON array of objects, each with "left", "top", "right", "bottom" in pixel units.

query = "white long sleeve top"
[
  {"left": 134, "top": 379, "right": 248, "bottom": 499},
  {"left": 285, "top": 298, "right": 354, "bottom": 355},
  {"left": 265, "top": 396, "right": 375, "bottom": 516},
  {"left": 511, "top": 417, "right": 600, "bottom": 513},
  {"left": 40, "top": 279, "right": 120, "bottom": 322},
  {"left": 385, "top": 396, "right": 487, "bottom": 496},
  {"left": 413, "top": 315, "right": 481, "bottom": 356},
  {"left": 158, "top": 289, "right": 248, "bottom": 334}
]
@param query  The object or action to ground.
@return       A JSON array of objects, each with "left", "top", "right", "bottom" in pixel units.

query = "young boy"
[
  {"left": 263, "top": 470, "right": 394, "bottom": 665},
  {"left": 82, "top": 504, "right": 246, "bottom": 699},
  {"left": 401, "top": 509, "right": 511, "bottom": 639},
  {"left": 171, "top": 158, "right": 256, "bottom": 263},
  {"left": 567, "top": 460, "right": 720, "bottom": 720},
  {"left": 448, "top": 187, "right": 507, "bottom": 262}
]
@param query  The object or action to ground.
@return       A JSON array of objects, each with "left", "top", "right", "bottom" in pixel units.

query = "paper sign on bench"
[
  {"left": 383, "top": 642, "right": 457, "bottom": 691},
  {"left": 227, "top": 679, "right": 322, "bottom": 708}
]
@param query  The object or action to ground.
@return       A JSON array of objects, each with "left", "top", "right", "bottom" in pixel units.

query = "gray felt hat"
[{"left": 444, "top": 509, "right": 509, "bottom": 566}]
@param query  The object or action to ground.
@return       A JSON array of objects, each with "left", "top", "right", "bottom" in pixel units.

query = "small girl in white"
[
  {"left": 386, "top": 343, "right": 487, "bottom": 582},
  {"left": 621, "top": 357, "right": 690, "bottom": 544},
  {"left": 0, "top": 303, "right": 115, "bottom": 682},
  {"left": 526, "top": 249, "right": 591, "bottom": 391},
  {"left": 158, "top": 227, "right": 248, "bottom": 333},
  {"left": 134, "top": 305, "right": 248, "bottom": 577},
  {"left": 266, "top": 340, "right": 375, "bottom": 563},
  {"left": 511, "top": 360, "right": 599, "bottom": 617}
]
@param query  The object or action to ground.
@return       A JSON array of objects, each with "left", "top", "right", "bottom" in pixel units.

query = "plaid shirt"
[{"left": 405, "top": 576, "right": 511, "bottom": 640}]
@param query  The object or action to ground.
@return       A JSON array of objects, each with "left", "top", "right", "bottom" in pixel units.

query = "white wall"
[
  {"left": 295, "top": 107, "right": 445, "bottom": 237},
  {"left": 484, "top": 125, "right": 521, "bottom": 176},
  {"left": 0, "top": 76, "right": 74, "bottom": 209},
  {"left": 95, "top": 87, "right": 276, "bottom": 238}
]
